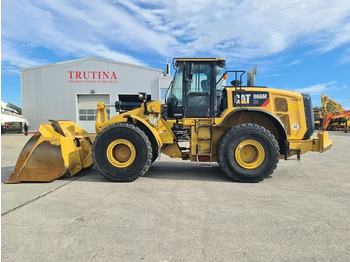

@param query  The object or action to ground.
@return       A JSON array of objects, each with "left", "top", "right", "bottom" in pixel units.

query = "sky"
[{"left": 2, "top": 0, "right": 350, "bottom": 109}]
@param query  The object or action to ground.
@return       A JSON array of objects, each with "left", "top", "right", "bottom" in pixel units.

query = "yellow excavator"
[{"left": 7, "top": 58, "right": 332, "bottom": 183}]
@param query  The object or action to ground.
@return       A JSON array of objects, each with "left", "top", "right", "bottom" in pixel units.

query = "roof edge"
[{"left": 20, "top": 57, "right": 165, "bottom": 74}]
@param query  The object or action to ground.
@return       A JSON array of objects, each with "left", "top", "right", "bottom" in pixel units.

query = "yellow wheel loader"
[{"left": 8, "top": 58, "right": 332, "bottom": 183}]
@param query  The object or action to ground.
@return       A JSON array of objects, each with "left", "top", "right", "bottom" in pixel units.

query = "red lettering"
[
  {"left": 111, "top": 72, "right": 117, "bottom": 79},
  {"left": 76, "top": 71, "right": 82, "bottom": 79},
  {"left": 68, "top": 71, "right": 74, "bottom": 79},
  {"left": 103, "top": 71, "right": 109, "bottom": 79},
  {"left": 68, "top": 70, "right": 118, "bottom": 82}
]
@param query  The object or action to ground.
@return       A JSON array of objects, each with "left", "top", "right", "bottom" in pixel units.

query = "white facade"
[{"left": 21, "top": 58, "right": 172, "bottom": 132}]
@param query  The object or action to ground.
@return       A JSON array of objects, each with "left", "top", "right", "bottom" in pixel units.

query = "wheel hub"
[
  {"left": 107, "top": 139, "right": 136, "bottom": 168},
  {"left": 235, "top": 140, "right": 265, "bottom": 169}
]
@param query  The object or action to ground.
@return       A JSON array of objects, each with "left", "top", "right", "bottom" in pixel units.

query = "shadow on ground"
[
  {"left": 145, "top": 161, "right": 232, "bottom": 182},
  {"left": 3, "top": 160, "right": 273, "bottom": 185},
  {"left": 76, "top": 161, "right": 233, "bottom": 183}
]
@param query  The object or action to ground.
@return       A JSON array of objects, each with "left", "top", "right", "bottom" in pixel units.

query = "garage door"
[{"left": 77, "top": 94, "right": 110, "bottom": 133}]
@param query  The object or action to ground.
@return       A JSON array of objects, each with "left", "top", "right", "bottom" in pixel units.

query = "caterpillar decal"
[{"left": 233, "top": 91, "right": 270, "bottom": 107}]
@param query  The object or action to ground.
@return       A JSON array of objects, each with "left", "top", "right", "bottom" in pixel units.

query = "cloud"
[
  {"left": 126, "top": 0, "right": 350, "bottom": 58},
  {"left": 1, "top": 42, "right": 46, "bottom": 74},
  {"left": 285, "top": 60, "right": 301, "bottom": 67},
  {"left": 2, "top": 0, "right": 350, "bottom": 73},
  {"left": 2, "top": 0, "right": 146, "bottom": 72},
  {"left": 294, "top": 81, "right": 338, "bottom": 94}
]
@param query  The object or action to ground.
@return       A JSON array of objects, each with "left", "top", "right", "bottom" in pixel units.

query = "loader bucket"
[{"left": 6, "top": 120, "right": 95, "bottom": 183}]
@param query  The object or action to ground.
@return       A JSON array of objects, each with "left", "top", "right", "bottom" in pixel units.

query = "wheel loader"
[{"left": 7, "top": 58, "right": 332, "bottom": 184}]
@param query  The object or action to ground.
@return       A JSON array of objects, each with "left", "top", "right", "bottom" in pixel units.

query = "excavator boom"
[
  {"left": 321, "top": 93, "right": 344, "bottom": 112},
  {"left": 322, "top": 110, "right": 350, "bottom": 131}
]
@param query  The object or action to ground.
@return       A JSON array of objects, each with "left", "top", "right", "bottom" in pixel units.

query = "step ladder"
[{"left": 194, "top": 119, "right": 213, "bottom": 167}]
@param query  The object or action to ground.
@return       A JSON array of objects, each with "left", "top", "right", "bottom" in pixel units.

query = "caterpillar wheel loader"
[{"left": 7, "top": 58, "right": 332, "bottom": 184}]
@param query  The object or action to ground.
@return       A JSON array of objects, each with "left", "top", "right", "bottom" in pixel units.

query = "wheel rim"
[
  {"left": 235, "top": 140, "right": 265, "bottom": 169},
  {"left": 107, "top": 139, "right": 136, "bottom": 168}
]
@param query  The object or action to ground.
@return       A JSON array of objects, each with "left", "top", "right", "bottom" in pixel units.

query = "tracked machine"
[
  {"left": 319, "top": 93, "right": 350, "bottom": 132},
  {"left": 8, "top": 58, "right": 332, "bottom": 183}
]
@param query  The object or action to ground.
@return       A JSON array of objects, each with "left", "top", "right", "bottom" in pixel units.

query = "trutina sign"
[{"left": 67, "top": 71, "right": 118, "bottom": 84}]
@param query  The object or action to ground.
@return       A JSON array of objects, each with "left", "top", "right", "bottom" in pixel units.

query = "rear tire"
[
  {"left": 218, "top": 123, "right": 279, "bottom": 182},
  {"left": 92, "top": 123, "right": 152, "bottom": 182}
]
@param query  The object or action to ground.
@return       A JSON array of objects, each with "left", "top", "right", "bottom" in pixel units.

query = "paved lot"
[{"left": 1, "top": 132, "right": 350, "bottom": 261}]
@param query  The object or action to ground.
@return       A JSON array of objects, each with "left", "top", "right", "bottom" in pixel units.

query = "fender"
[
  {"left": 217, "top": 108, "right": 287, "bottom": 142},
  {"left": 96, "top": 102, "right": 163, "bottom": 148},
  {"left": 123, "top": 114, "right": 163, "bottom": 148}
]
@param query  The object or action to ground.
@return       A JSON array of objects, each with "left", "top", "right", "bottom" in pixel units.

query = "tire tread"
[
  {"left": 218, "top": 123, "right": 279, "bottom": 182},
  {"left": 92, "top": 123, "right": 152, "bottom": 182}
]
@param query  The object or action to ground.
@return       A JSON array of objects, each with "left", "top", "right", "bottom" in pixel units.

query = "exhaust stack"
[
  {"left": 247, "top": 66, "right": 257, "bottom": 86},
  {"left": 166, "top": 62, "right": 171, "bottom": 76}
]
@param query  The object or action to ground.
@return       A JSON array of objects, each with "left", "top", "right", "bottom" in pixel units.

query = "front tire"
[
  {"left": 218, "top": 123, "right": 279, "bottom": 182},
  {"left": 92, "top": 123, "right": 152, "bottom": 182},
  {"left": 151, "top": 148, "right": 159, "bottom": 163}
]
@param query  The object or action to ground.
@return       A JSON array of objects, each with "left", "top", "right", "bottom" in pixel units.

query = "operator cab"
[{"left": 166, "top": 58, "right": 226, "bottom": 119}]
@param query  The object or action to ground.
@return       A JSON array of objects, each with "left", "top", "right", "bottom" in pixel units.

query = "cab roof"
[
  {"left": 174, "top": 58, "right": 226, "bottom": 68},
  {"left": 174, "top": 58, "right": 225, "bottom": 62}
]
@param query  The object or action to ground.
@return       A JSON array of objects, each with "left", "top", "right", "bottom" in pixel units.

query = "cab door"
[{"left": 184, "top": 63, "right": 213, "bottom": 118}]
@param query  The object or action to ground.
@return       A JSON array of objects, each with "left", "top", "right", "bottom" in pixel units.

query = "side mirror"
[
  {"left": 184, "top": 63, "right": 193, "bottom": 81},
  {"left": 215, "top": 72, "right": 228, "bottom": 87}
]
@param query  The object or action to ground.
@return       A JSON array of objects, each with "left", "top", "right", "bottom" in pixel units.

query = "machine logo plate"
[{"left": 233, "top": 91, "right": 270, "bottom": 107}]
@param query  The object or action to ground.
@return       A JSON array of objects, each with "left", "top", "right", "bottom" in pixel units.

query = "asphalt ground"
[{"left": 1, "top": 132, "right": 350, "bottom": 261}]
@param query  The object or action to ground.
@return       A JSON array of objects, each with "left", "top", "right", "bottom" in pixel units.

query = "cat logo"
[{"left": 233, "top": 91, "right": 270, "bottom": 107}]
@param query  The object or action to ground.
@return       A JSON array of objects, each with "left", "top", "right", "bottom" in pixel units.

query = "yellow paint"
[
  {"left": 234, "top": 140, "right": 265, "bottom": 169},
  {"left": 289, "top": 102, "right": 299, "bottom": 111},
  {"left": 161, "top": 143, "right": 182, "bottom": 158},
  {"left": 106, "top": 139, "right": 136, "bottom": 168}
]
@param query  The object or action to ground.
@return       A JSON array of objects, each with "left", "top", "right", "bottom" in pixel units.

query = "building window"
[{"left": 79, "top": 109, "right": 110, "bottom": 121}]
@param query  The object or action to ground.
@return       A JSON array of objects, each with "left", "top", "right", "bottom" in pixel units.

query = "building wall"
[{"left": 21, "top": 58, "right": 172, "bottom": 132}]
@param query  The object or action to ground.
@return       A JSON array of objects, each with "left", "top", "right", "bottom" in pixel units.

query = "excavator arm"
[{"left": 323, "top": 110, "right": 350, "bottom": 131}]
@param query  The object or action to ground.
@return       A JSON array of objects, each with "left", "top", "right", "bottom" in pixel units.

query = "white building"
[{"left": 21, "top": 58, "right": 172, "bottom": 132}]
